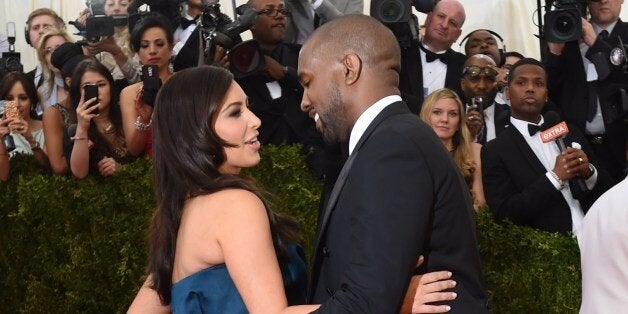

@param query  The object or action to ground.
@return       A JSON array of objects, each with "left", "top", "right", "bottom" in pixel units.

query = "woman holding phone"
[
  {"left": 69, "top": 58, "right": 131, "bottom": 179},
  {"left": 119, "top": 13, "right": 174, "bottom": 157}
]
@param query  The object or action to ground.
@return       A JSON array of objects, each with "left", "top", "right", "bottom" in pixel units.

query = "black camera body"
[
  {"left": 544, "top": 0, "right": 587, "bottom": 42},
  {"left": 0, "top": 52, "right": 23, "bottom": 80},
  {"left": 85, "top": 15, "right": 127, "bottom": 42},
  {"left": 199, "top": 3, "right": 257, "bottom": 51},
  {"left": 370, "top": 0, "right": 436, "bottom": 49}
]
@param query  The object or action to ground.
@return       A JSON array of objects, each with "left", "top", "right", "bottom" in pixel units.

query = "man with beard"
[
  {"left": 481, "top": 58, "right": 613, "bottom": 234},
  {"left": 398, "top": 0, "right": 467, "bottom": 113},
  {"left": 236, "top": 0, "right": 326, "bottom": 176},
  {"left": 299, "top": 14, "right": 489, "bottom": 313},
  {"left": 461, "top": 54, "right": 510, "bottom": 144}
]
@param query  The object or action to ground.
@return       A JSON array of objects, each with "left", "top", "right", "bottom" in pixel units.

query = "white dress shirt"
[
  {"left": 348, "top": 95, "right": 401, "bottom": 155},
  {"left": 484, "top": 103, "right": 496, "bottom": 142},
  {"left": 578, "top": 177, "right": 628, "bottom": 313},
  {"left": 510, "top": 116, "right": 598, "bottom": 236},
  {"left": 420, "top": 43, "right": 447, "bottom": 98},
  {"left": 173, "top": 11, "right": 197, "bottom": 58}
]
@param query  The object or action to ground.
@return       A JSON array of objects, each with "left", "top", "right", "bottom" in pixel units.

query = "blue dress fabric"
[{"left": 171, "top": 244, "right": 308, "bottom": 313}]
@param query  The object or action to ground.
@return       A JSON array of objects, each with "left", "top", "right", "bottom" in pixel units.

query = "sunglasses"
[
  {"left": 257, "top": 8, "right": 290, "bottom": 17},
  {"left": 462, "top": 65, "right": 498, "bottom": 80}
]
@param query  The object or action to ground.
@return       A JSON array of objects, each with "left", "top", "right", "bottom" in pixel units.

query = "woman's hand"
[
  {"left": 97, "top": 157, "right": 120, "bottom": 176},
  {"left": 86, "top": 36, "right": 123, "bottom": 57},
  {"left": 0, "top": 119, "right": 12, "bottom": 138},
  {"left": 77, "top": 95, "right": 100, "bottom": 130},
  {"left": 8, "top": 117, "right": 38, "bottom": 147},
  {"left": 134, "top": 89, "right": 155, "bottom": 123}
]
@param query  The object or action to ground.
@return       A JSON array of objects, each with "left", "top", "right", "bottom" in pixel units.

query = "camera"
[
  {"left": 0, "top": 22, "right": 23, "bottom": 80},
  {"left": 543, "top": 0, "right": 587, "bottom": 42},
  {"left": 370, "top": 0, "right": 436, "bottom": 48},
  {"left": 198, "top": 2, "right": 258, "bottom": 59},
  {"left": 229, "top": 40, "right": 266, "bottom": 78}
]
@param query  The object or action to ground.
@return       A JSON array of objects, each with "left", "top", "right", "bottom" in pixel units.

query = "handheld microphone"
[{"left": 541, "top": 111, "right": 588, "bottom": 199}]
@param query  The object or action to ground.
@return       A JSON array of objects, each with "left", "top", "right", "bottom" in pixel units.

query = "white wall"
[{"left": 2, "top": 0, "right": 628, "bottom": 71}]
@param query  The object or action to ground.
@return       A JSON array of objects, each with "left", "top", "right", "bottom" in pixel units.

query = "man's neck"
[
  {"left": 187, "top": 7, "right": 202, "bottom": 19},
  {"left": 421, "top": 38, "right": 450, "bottom": 53}
]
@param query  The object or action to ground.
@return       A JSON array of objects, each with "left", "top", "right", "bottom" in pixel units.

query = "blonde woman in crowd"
[
  {"left": 36, "top": 29, "right": 74, "bottom": 112},
  {"left": 420, "top": 88, "right": 486, "bottom": 210}
]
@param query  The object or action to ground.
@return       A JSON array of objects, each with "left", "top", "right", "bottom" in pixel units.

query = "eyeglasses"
[
  {"left": 257, "top": 8, "right": 290, "bottom": 17},
  {"left": 462, "top": 65, "right": 498, "bottom": 80},
  {"left": 44, "top": 44, "right": 62, "bottom": 55}
]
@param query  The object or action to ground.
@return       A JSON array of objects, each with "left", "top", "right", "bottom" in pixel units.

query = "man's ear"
[{"left": 342, "top": 53, "right": 362, "bottom": 85}]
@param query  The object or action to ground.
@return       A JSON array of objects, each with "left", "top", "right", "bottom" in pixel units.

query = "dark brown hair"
[
  {"left": 0, "top": 71, "right": 40, "bottom": 119},
  {"left": 149, "top": 65, "right": 299, "bottom": 304}
]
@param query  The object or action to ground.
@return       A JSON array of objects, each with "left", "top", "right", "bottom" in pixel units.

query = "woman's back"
[{"left": 172, "top": 189, "right": 307, "bottom": 312}]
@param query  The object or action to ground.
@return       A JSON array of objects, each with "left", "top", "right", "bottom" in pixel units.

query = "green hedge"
[{"left": 0, "top": 146, "right": 580, "bottom": 313}]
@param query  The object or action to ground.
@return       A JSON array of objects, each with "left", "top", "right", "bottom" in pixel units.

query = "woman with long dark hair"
[
  {"left": 128, "top": 65, "right": 318, "bottom": 313},
  {"left": 69, "top": 59, "right": 131, "bottom": 178}
]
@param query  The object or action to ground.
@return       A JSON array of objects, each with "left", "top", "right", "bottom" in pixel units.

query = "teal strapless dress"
[{"left": 171, "top": 244, "right": 307, "bottom": 313}]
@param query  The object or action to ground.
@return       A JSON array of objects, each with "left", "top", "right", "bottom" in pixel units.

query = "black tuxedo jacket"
[
  {"left": 545, "top": 20, "right": 628, "bottom": 174},
  {"left": 399, "top": 40, "right": 466, "bottom": 114},
  {"left": 478, "top": 102, "right": 511, "bottom": 144},
  {"left": 481, "top": 124, "right": 614, "bottom": 233},
  {"left": 172, "top": 27, "right": 201, "bottom": 72},
  {"left": 309, "top": 101, "right": 489, "bottom": 313}
]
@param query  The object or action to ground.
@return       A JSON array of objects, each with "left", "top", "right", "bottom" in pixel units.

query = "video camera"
[
  {"left": 70, "top": 0, "right": 129, "bottom": 44},
  {"left": 0, "top": 22, "right": 23, "bottom": 80},
  {"left": 199, "top": 1, "right": 257, "bottom": 51},
  {"left": 370, "top": 0, "right": 437, "bottom": 48},
  {"left": 543, "top": 0, "right": 588, "bottom": 42}
]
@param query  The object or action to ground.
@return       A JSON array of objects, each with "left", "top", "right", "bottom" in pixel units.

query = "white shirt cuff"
[
  {"left": 546, "top": 171, "right": 562, "bottom": 190},
  {"left": 311, "top": 0, "right": 324, "bottom": 10},
  {"left": 584, "top": 164, "right": 598, "bottom": 190}
]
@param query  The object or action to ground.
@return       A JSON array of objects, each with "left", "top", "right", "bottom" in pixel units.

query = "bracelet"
[
  {"left": 71, "top": 136, "right": 88, "bottom": 141},
  {"left": 549, "top": 170, "right": 564, "bottom": 189},
  {"left": 30, "top": 142, "right": 41, "bottom": 151},
  {"left": 135, "top": 116, "right": 152, "bottom": 131}
]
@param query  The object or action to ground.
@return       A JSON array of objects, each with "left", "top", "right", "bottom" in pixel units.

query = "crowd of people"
[{"left": 1, "top": 0, "right": 626, "bottom": 312}]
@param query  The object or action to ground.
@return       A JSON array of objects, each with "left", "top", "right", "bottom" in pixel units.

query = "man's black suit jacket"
[
  {"left": 478, "top": 102, "right": 511, "bottom": 144},
  {"left": 309, "top": 101, "right": 489, "bottom": 313},
  {"left": 481, "top": 124, "right": 614, "bottom": 233},
  {"left": 399, "top": 40, "right": 466, "bottom": 114},
  {"left": 545, "top": 20, "right": 628, "bottom": 177}
]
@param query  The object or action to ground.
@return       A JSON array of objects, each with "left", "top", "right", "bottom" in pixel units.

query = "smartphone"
[
  {"left": 142, "top": 65, "right": 161, "bottom": 107},
  {"left": 83, "top": 84, "right": 100, "bottom": 114},
  {"left": 3, "top": 100, "right": 19, "bottom": 120}
]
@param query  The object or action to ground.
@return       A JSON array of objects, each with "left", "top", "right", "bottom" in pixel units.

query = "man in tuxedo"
[
  {"left": 482, "top": 58, "right": 613, "bottom": 234},
  {"left": 299, "top": 15, "right": 489, "bottom": 313},
  {"left": 398, "top": 0, "right": 466, "bottom": 114},
  {"left": 461, "top": 54, "right": 510, "bottom": 144},
  {"left": 237, "top": 0, "right": 326, "bottom": 176},
  {"left": 172, "top": 0, "right": 203, "bottom": 71},
  {"left": 545, "top": 0, "right": 628, "bottom": 180}
]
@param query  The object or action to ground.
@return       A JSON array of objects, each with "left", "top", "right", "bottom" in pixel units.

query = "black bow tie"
[
  {"left": 180, "top": 16, "right": 197, "bottom": 29},
  {"left": 528, "top": 123, "right": 543, "bottom": 136},
  {"left": 419, "top": 44, "right": 450, "bottom": 64}
]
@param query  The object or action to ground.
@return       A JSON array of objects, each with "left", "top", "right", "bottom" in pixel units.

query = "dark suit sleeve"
[
  {"left": 315, "top": 128, "right": 433, "bottom": 313},
  {"left": 481, "top": 142, "right": 565, "bottom": 226}
]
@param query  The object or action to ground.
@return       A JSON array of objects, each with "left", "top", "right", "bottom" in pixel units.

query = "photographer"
[
  {"left": 119, "top": 13, "right": 174, "bottom": 157},
  {"left": 545, "top": 0, "right": 628, "bottom": 180},
  {"left": 78, "top": 0, "right": 142, "bottom": 83},
  {"left": 235, "top": 0, "right": 325, "bottom": 176}
]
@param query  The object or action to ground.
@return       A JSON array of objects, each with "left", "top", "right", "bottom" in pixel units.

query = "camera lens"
[
  {"left": 378, "top": 0, "right": 405, "bottom": 23},
  {"left": 554, "top": 15, "right": 574, "bottom": 35}
]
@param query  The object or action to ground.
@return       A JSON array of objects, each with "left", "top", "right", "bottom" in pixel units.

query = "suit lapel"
[
  {"left": 312, "top": 102, "right": 407, "bottom": 262},
  {"left": 508, "top": 127, "right": 547, "bottom": 174},
  {"left": 494, "top": 102, "right": 511, "bottom": 135}
]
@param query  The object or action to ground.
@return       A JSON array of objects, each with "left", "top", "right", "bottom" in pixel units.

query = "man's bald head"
[
  {"left": 303, "top": 14, "right": 401, "bottom": 79},
  {"left": 463, "top": 54, "right": 497, "bottom": 68}
]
